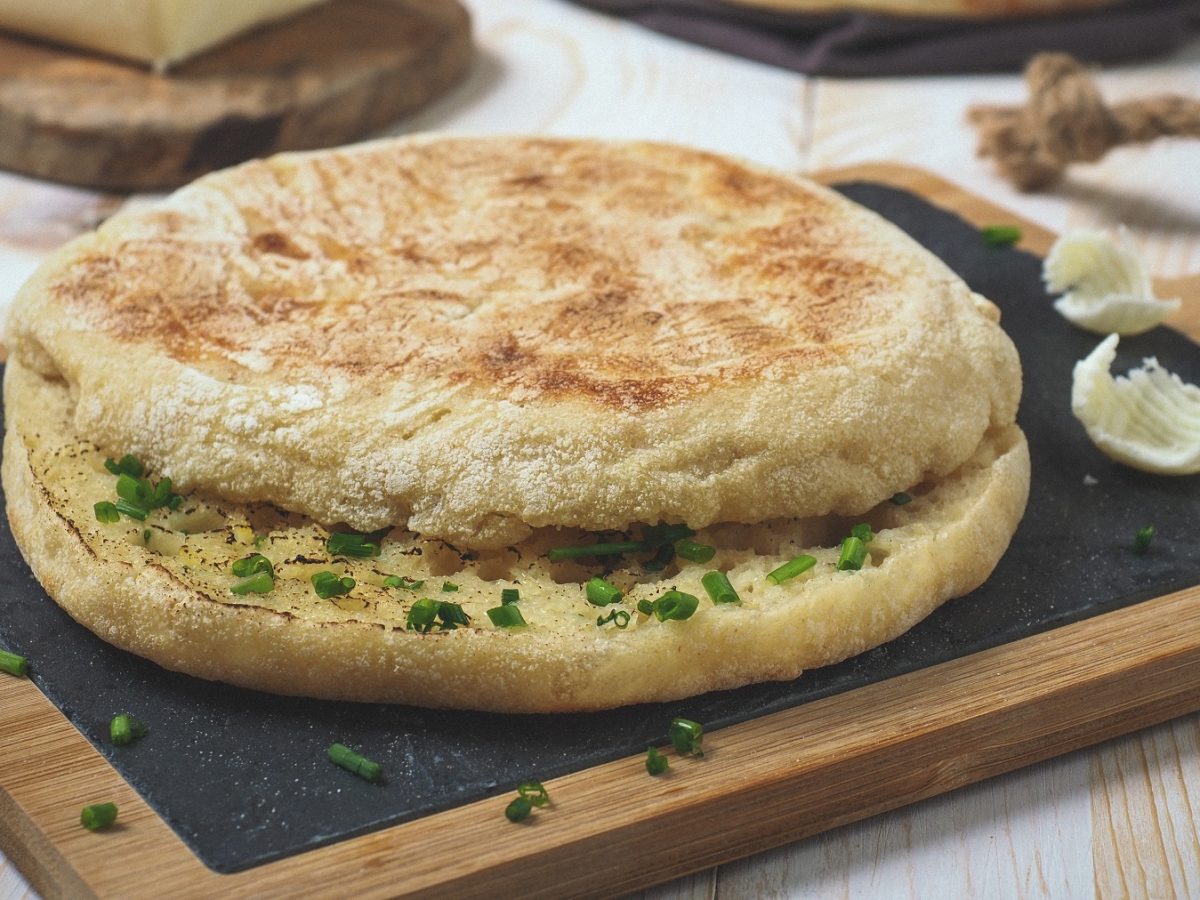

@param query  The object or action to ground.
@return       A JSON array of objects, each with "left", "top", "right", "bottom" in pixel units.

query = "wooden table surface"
[{"left": 1, "top": 2, "right": 1198, "bottom": 897}]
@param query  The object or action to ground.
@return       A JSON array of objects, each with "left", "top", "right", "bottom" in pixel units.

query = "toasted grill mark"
[
  {"left": 541, "top": 366, "right": 696, "bottom": 411},
  {"left": 505, "top": 173, "right": 548, "bottom": 190},
  {"left": 252, "top": 232, "right": 309, "bottom": 260},
  {"left": 480, "top": 352, "right": 702, "bottom": 412},
  {"left": 38, "top": 138, "right": 890, "bottom": 405},
  {"left": 543, "top": 241, "right": 613, "bottom": 281},
  {"left": 388, "top": 241, "right": 431, "bottom": 264}
]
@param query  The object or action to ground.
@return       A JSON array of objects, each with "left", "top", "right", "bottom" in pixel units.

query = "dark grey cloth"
[{"left": 566, "top": 0, "right": 1200, "bottom": 75}]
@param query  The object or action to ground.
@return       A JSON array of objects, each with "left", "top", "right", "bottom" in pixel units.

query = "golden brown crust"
[
  {"left": 19, "top": 140, "right": 886, "bottom": 404},
  {"left": 3, "top": 358, "right": 1030, "bottom": 712},
  {"left": 7, "top": 136, "right": 1021, "bottom": 547}
]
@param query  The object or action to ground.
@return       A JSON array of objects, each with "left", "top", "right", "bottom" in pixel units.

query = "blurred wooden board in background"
[{"left": 0, "top": 0, "right": 472, "bottom": 192}]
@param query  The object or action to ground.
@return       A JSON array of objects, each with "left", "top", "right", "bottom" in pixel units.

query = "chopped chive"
[
  {"left": 585, "top": 577, "right": 622, "bottom": 607},
  {"left": 837, "top": 536, "right": 868, "bottom": 571},
  {"left": 505, "top": 796, "right": 533, "bottom": 823},
  {"left": 674, "top": 538, "right": 715, "bottom": 564},
  {"left": 518, "top": 781, "right": 550, "bottom": 807},
  {"left": 142, "top": 528, "right": 151, "bottom": 545},
  {"left": 328, "top": 742, "right": 382, "bottom": 783},
  {"left": 150, "top": 477, "right": 174, "bottom": 509},
  {"left": 646, "top": 747, "right": 669, "bottom": 776},
  {"left": 890, "top": 492, "right": 913, "bottom": 506},
  {"left": 767, "top": 554, "right": 817, "bottom": 585},
  {"left": 383, "top": 575, "right": 424, "bottom": 591},
  {"left": 406, "top": 597, "right": 440, "bottom": 633},
  {"left": 487, "top": 605, "right": 527, "bottom": 628},
  {"left": 152, "top": 478, "right": 183, "bottom": 510},
  {"left": 115, "top": 473, "right": 152, "bottom": 508},
  {"left": 326, "top": 532, "right": 381, "bottom": 559},
  {"left": 312, "top": 571, "right": 355, "bottom": 599},
  {"left": 548, "top": 524, "right": 695, "bottom": 564},
  {"left": 443, "top": 581, "right": 460, "bottom": 593},
  {"left": 106, "top": 461, "right": 181, "bottom": 516},
  {"left": 93, "top": 501, "right": 120, "bottom": 524},
  {"left": 105, "top": 455, "right": 144, "bottom": 478},
  {"left": 850, "top": 523, "right": 873, "bottom": 543},
  {"left": 653, "top": 590, "right": 699, "bottom": 622},
  {"left": 253, "top": 534, "right": 268, "bottom": 550},
  {"left": 637, "top": 598, "right": 655, "bottom": 617},
  {"left": 500, "top": 587, "right": 519, "bottom": 604},
  {"left": 80, "top": 802, "right": 118, "bottom": 831},
  {"left": 0, "top": 649, "right": 28, "bottom": 677},
  {"left": 232, "top": 572, "right": 275, "bottom": 595},
  {"left": 669, "top": 718, "right": 704, "bottom": 756},
  {"left": 642, "top": 541, "right": 676, "bottom": 573},
  {"left": 547, "top": 541, "right": 644, "bottom": 562},
  {"left": 113, "top": 499, "right": 148, "bottom": 521},
  {"left": 701, "top": 570, "right": 740, "bottom": 605},
  {"left": 981, "top": 224, "right": 1021, "bottom": 247},
  {"left": 231, "top": 553, "right": 273, "bottom": 578},
  {"left": 406, "top": 599, "right": 472, "bottom": 632},
  {"left": 110, "top": 713, "right": 148, "bottom": 746},
  {"left": 505, "top": 781, "right": 548, "bottom": 822},
  {"left": 1133, "top": 525, "right": 1155, "bottom": 555},
  {"left": 596, "top": 609, "right": 631, "bottom": 629},
  {"left": 437, "top": 601, "right": 471, "bottom": 629}
]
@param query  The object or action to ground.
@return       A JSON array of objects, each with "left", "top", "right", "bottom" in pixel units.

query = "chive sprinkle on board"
[
  {"left": 981, "top": 224, "right": 1021, "bottom": 247},
  {"left": 80, "top": 802, "right": 118, "bottom": 831},
  {"left": 0, "top": 649, "right": 28, "bottom": 677},
  {"left": 328, "top": 743, "right": 383, "bottom": 783}
]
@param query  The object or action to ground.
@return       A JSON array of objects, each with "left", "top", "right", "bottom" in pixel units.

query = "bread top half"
[{"left": 7, "top": 136, "right": 1021, "bottom": 548}]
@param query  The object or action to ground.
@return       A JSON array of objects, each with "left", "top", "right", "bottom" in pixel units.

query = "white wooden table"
[{"left": 1, "top": 2, "right": 1198, "bottom": 896}]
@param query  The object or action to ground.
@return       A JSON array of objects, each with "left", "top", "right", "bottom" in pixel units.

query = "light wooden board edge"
[{"left": 1, "top": 164, "right": 1197, "bottom": 899}]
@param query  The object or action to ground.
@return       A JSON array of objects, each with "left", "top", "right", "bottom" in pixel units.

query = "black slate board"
[{"left": 1, "top": 184, "right": 1197, "bottom": 874}]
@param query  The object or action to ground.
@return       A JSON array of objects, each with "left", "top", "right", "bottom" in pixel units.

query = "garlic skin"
[
  {"left": 1045, "top": 228, "right": 1180, "bottom": 336},
  {"left": 1072, "top": 334, "right": 1200, "bottom": 475}
]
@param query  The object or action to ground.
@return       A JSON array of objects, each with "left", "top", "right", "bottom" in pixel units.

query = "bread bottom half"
[{"left": 3, "top": 358, "right": 1029, "bottom": 712}]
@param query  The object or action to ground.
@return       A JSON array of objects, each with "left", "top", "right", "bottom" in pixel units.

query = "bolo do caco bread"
[{"left": 3, "top": 136, "right": 1030, "bottom": 712}]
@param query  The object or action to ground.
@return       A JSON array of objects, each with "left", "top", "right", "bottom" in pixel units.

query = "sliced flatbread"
[
  {"left": 7, "top": 136, "right": 1021, "bottom": 549},
  {"left": 4, "top": 358, "right": 1029, "bottom": 712}
]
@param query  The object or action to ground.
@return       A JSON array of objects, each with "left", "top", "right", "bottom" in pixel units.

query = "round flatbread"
[
  {"left": 7, "top": 136, "right": 1020, "bottom": 549},
  {"left": 3, "top": 357, "right": 1029, "bottom": 712}
]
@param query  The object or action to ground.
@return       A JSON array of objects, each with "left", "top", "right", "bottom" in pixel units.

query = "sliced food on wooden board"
[
  {"left": 3, "top": 137, "right": 1029, "bottom": 712},
  {"left": 0, "top": 0, "right": 473, "bottom": 191},
  {"left": 0, "top": 163, "right": 1196, "bottom": 897}
]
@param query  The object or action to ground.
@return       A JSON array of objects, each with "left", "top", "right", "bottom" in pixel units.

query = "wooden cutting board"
[
  {"left": 0, "top": 0, "right": 472, "bottom": 192},
  {"left": 0, "top": 164, "right": 1197, "bottom": 899}
]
